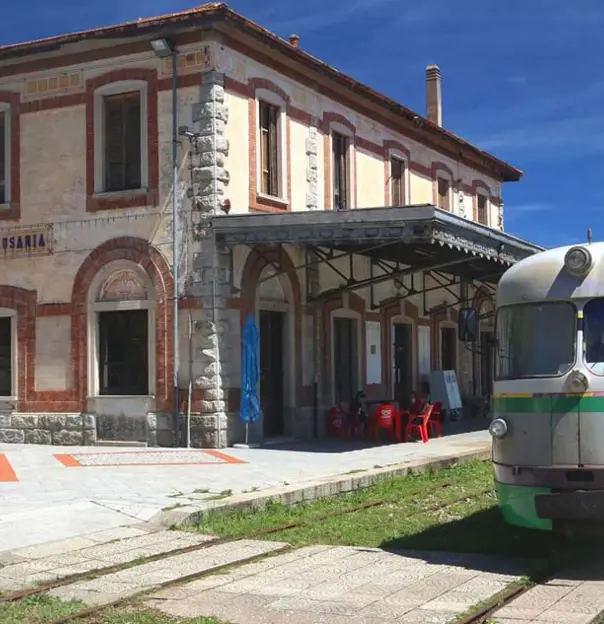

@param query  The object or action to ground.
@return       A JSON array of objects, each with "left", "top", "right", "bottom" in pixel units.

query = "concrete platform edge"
[{"left": 151, "top": 445, "right": 491, "bottom": 530}]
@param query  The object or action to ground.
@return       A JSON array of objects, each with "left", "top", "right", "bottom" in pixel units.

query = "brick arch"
[
  {"left": 383, "top": 139, "right": 411, "bottom": 159},
  {"left": 382, "top": 297, "right": 419, "bottom": 393},
  {"left": 322, "top": 112, "right": 356, "bottom": 135},
  {"left": 0, "top": 91, "right": 21, "bottom": 221},
  {"left": 248, "top": 77, "right": 291, "bottom": 104},
  {"left": 71, "top": 237, "right": 173, "bottom": 410},
  {"left": 239, "top": 245, "right": 302, "bottom": 405},
  {"left": 0, "top": 286, "right": 37, "bottom": 404}
]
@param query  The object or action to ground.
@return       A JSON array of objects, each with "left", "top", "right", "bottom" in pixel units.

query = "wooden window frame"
[
  {"left": 258, "top": 100, "right": 280, "bottom": 198},
  {"left": 437, "top": 176, "right": 451, "bottom": 211},
  {"left": 332, "top": 131, "right": 349, "bottom": 211},
  {"left": 103, "top": 91, "right": 143, "bottom": 194},
  {"left": 390, "top": 157, "right": 407, "bottom": 207},
  {"left": 93, "top": 80, "right": 148, "bottom": 196},
  {"left": 477, "top": 192, "right": 489, "bottom": 226}
]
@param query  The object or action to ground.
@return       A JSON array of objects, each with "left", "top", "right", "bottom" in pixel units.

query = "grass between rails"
[
  {"left": 191, "top": 460, "right": 561, "bottom": 558},
  {"left": 0, "top": 594, "right": 228, "bottom": 624}
]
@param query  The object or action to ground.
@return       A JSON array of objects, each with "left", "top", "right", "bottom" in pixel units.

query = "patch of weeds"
[
  {"left": 191, "top": 461, "right": 560, "bottom": 559},
  {"left": 162, "top": 503, "right": 187, "bottom": 512},
  {"left": 204, "top": 490, "right": 233, "bottom": 502},
  {"left": 0, "top": 594, "right": 83, "bottom": 623}
]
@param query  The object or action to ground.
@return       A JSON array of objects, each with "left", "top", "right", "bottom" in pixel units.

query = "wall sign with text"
[{"left": 0, "top": 226, "right": 52, "bottom": 256}]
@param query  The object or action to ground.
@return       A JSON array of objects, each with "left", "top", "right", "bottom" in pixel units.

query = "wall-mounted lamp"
[{"left": 150, "top": 37, "right": 175, "bottom": 59}]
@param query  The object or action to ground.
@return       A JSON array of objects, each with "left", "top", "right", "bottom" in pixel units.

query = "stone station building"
[{"left": 0, "top": 4, "right": 541, "bottom": 448}]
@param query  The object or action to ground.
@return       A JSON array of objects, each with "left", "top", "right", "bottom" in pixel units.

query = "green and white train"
[{"left": 488, "top": 241, "right": 604, "bottom": 531}]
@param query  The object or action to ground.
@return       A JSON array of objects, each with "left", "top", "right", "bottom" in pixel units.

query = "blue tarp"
[{"left": 240, "top": 315, "right": 262, "bottom": 425}]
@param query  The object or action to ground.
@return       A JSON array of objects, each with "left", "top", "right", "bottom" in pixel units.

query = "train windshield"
[
  {"left": 584, "top": 298, "right": 604, "bottom": 375},
  {"left": 496, "top": 302, "right": 576, "bottom": 379}
]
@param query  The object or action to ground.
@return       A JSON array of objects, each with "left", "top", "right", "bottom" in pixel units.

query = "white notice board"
[{"left": 365, "top": 321, "right": 382, "bottom": 385}]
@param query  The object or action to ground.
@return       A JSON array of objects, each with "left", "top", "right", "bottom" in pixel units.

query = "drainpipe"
[
  {"left": 150, "top": 38, "right": 180, "bottom": 447},
  {"left": 171, "top": 50, "right": 181, "bottom": 447}
]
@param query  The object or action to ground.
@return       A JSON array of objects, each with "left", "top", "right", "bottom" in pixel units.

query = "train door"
[{"left": 578, "top": 298, "right": 604, "bottom": 465}]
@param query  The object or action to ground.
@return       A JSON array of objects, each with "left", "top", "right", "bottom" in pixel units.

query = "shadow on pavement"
[
  {"left": 379, "top": 507, "right": 563, "bottom": 573},
  {"left": 260, "top": 418, "right": 488, "bottom": 454}
]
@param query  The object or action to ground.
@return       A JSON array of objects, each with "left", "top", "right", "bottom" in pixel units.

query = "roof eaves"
[{"left": 0, "top": 3, "right": 522, "bottom": 182}]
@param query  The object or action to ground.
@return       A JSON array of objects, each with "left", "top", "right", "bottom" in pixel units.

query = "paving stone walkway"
[
  {"left": 49, "top": 539, "right": 287, "bottom": 607},
  {"left": 491, "top": 557, "right": 604, "bottom": 624},
  {"left": 0, "top": 528, "right": 216, "bottom": 591},
  {"left": 144, "top": 545, "right": 530, "bottom": 624},
  {"left": 0, "top": 425, "right": 489, "bottom": 553}
]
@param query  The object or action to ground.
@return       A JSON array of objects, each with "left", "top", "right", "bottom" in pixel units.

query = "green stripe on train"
[{"left": 494, "top": 395, "right": 604, "bottom": 413}]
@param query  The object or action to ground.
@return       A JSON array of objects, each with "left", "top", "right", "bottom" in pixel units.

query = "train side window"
[
  {"left": 583, "top": 298, "right": 604, "bottom": 375},
  {"left": 496, "top": 302, "right": 576, "bottom": 379}
]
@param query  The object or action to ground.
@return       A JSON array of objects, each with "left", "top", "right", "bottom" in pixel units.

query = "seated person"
[{"left": 410, "top": 391, "right": 424, "bottom": 415}]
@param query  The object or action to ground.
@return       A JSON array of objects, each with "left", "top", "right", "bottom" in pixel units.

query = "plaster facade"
[{"left": 0, "top": 7, "right": 512, "bottom": 447}]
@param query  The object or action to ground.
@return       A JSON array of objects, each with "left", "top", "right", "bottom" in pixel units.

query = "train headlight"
[
  {"left": 567, "top": 369, "right": 589, "bottom": 393},
  {"left": 564, "top": 246, "right": 593, "bottom": 277},
  {"left": 489, "top": 418, "right": 508, "bottom": 439}
]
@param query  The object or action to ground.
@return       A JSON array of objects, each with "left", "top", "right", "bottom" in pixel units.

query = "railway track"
[
  {"left": 455, "top": 540, "right": 604, "bottom": 624},
  {"left": 0, "top": 481, "right": 496, "bottom": 623}
]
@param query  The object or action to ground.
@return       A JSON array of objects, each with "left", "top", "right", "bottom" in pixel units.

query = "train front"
[{"left": 492, "top": 241, "right": 604, "bottom": 532}]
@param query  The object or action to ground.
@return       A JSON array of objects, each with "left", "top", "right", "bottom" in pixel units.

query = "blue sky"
[{"left": 1, "top": 0, "right": 601, "bottom": 248}]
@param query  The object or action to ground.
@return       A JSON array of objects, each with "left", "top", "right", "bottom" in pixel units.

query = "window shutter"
[
  {"left": 104, "top": 96, "right": 125, "bottom": 191},
  {"left": 125, "top": 94, "right": 142, "bottom": 189},
  {"left": 104, "top": 92, "right": 141, "bottom": 192},
  {"left": 268, "top": 105, "right": 279, "bottom": 196},
  {"left": 437, "top": 177, "right": 449, "bottom": 210},
  {"left": 340, "top": 137, "right": 348, "bottom": 209},
  {"left": 477, "top": 194, "right": 487, "bottom": 225},
  {"left": 259, "top": 102, "right": 269, "bottom": 194}
]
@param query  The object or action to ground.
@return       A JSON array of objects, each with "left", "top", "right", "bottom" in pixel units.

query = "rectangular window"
[
  {"left": 441, "top": 326, "right": 456, "bottom": 370},
  {"left": 437, "top": 177, "right": 449, "bottom": 210},
  {"left": 98, "top": 310, "right": 148, "bottom": 395},
  {"left": 104, "top": 92, "right": 142, "bottom": 192},
  {"left": 391, "top": 158, "right": 405, "bottom": 206},
  {"left": 477, "top": 194, "right": 488, "bottom": 225},
  {"left": 496, "top": 302, "right": 576, "bottom": 380},
  {"left": 0, "top": 317, "right": 12, "bottom": 396},
  {"left": 259, "top": 101, "right": 280, "bottom": 197},
  {"left": 0, "top": 112, "right": 5, "bottom": 205},
  {"left": 333, "top": 132, "right": 349, "bottom": 210}
]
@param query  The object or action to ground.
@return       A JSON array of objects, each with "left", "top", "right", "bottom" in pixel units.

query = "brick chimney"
[
  {"left": 426, "top": 65, "right": 442, "bottom": 126},
  {"left": 289, "top": 34, "right": 300, "bottom": 48}
]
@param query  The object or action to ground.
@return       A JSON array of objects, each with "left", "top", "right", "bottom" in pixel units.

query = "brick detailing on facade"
[{"left": 187, "top": 70, "right": 231, "bottom": 448}]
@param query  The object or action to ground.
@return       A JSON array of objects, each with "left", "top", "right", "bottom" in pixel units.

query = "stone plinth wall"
[{"left": 0, "top": 413, "right": 97, "bottom": 445}]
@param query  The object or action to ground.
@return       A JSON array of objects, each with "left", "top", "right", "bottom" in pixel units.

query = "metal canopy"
[{"left": 211, "top": 204, "right": 544, "bottom": 308}]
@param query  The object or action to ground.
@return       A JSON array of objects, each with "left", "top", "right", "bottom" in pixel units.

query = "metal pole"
[{"left": 171, "top": 51, "right": 180, "bottom": 447}]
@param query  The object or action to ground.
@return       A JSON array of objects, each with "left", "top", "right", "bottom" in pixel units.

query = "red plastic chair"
[
  {"left": 405, "top": 404, "right": 434, "bottom": 443},
  {"left": 429, "top": 401, "right": 443, "bottom": 438},
  {"left": 367, "top": 403, "right": 397, "bottom": 441}
]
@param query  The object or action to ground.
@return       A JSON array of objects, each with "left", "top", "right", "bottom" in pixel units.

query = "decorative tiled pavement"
[{"left": 54, "top": 449, "right": 246, "bottom": 467}]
